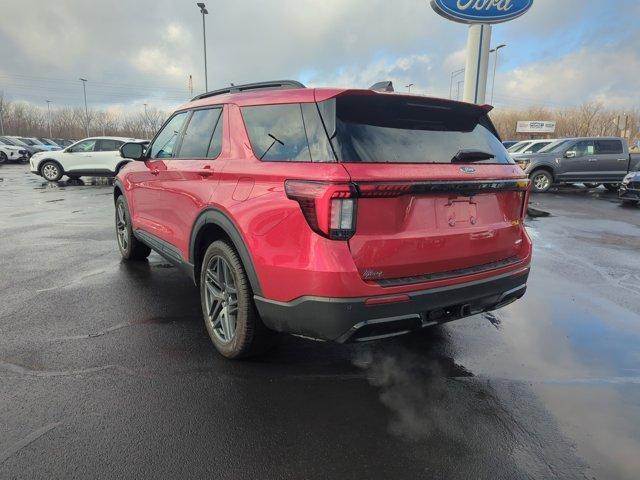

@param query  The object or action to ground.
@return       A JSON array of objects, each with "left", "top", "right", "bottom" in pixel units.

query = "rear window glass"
[
  {"left": 319, "top": 95, "right": 512, "bottom": 164},
  {"left": 241, "top": 104, "right": 335, "bottom": 162},
  {"left": 596, "top": 140, "right": 623, "bottom": 155}
]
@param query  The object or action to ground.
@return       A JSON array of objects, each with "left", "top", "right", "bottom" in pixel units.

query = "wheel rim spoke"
[{"left": 204, "top": 254, "right": 239, "bottom": 344}]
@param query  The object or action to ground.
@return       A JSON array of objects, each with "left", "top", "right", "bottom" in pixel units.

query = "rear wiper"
[
  {"left": 452, "top": 149, "right": 495, "bottom": 163},
  {"left": 260, "top": 133, "right": 285, "bottom": 160}
]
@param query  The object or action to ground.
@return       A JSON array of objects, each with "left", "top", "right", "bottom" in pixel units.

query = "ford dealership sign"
[{"left": 430, "top": 0, "right": 534, "bottom": 24}]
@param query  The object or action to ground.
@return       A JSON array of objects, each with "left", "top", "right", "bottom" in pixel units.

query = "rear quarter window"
[{"left": 241, "top": 104, "right": 335, "bottom": 162}]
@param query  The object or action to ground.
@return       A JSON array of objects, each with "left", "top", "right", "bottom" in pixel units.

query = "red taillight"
[{"left": 285, "top": 180, "right": 357, "bottom": 240}]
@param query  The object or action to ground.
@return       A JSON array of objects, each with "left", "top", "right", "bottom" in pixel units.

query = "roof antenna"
[{"left": 369, "top": 81, "right": 394, "bottom": 92}]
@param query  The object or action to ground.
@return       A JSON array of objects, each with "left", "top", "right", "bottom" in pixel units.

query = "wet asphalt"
[{"left": 0, "top": 163, "right": 639, "bottom": 479}]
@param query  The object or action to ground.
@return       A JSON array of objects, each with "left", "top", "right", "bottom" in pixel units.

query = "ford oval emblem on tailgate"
[{"left": 460, "top": 167, "right": 476, "bottom": 174}]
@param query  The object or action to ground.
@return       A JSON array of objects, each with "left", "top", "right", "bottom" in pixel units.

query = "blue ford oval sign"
[{"left": 430, "top": 0, "right": 533, "bottom": 24}]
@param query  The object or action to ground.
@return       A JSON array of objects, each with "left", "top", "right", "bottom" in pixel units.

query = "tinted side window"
[
  {"left": 150, "top": 112, "right": 188, "bottom": 159},
  {"left": 176, "top": 108, "right": 223, "bottom": 159},
  {"left": 596, "top": 140, "right": 623, "bottom": 155},
  {"left": 70, "top": 139, "right": 96, "bottom": 152},
  {"left": 570, "top": 141, "right": 595, "bottom": 157},
  {"left": 96, "top": 139, "right": 123, "bottom": 152},
  {"left": 242, "top": 104, "right": 311, "bottom": 162}
]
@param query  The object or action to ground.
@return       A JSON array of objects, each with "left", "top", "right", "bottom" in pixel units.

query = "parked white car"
[
  {"left": 30, "top": 137, "right": 146, "bottom": 182},
  {"left": 0, "top": 141, "right": 30, "bottom": 164}
]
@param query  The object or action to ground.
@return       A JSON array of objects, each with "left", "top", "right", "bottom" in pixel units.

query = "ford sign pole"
[
  {"left": 462, "top": 24, "right": 492, "bottom": 104},
  {"left": 430, "top": 1, "right": 534, "bottom": 105}
]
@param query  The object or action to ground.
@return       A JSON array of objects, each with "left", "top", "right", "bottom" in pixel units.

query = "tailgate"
[{"left": 343, "top": 164, "right": 527, "bottom": 283}]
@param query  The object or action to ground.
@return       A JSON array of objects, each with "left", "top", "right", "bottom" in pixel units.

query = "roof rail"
[{"left": 191, "top": 80, "right": 306, "bottom": 101}]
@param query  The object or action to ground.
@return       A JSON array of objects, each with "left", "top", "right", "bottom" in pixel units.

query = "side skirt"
[{"left": 134, "top": 230, "right": 195, "bottom": 282}]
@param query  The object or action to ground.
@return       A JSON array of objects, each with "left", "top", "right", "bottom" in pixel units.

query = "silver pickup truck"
[{"left": 512, "top": 137, "right": 640, "bottom": 193}]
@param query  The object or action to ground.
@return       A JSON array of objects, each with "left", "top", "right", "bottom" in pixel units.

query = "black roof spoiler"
[
  {"left": 191, "top": 80, "right": 306, "bottom": 101},
  {"left": 369, "top": 81, "right": 394, "bottom": 92}
]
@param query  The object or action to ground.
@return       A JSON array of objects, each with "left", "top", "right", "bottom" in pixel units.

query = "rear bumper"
[{"left": 254, "top": 266, "right": 530, "bottom": 342}]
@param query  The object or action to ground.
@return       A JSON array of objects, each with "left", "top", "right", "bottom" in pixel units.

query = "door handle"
[
  {"left": 198, "top": 170, "right": 213, "bottom": 178},
  {"left": 150, "top": 169, "right": 160, "bottom": 176},
  {"left": 618, "top": 158, "right": 629, "bottom": 162}
]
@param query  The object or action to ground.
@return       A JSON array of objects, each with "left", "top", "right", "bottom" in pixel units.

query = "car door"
[
  {"left": 556, "top": 140, "right": 596, "bottom": 181},
  {"left": 92, "top": 139, "right": 124, "bottom": 173},
  {"left": 595, "top": 139, "right": 627, "bottom": 182},
  {"left": 127, "top": 111, "right": 190, "bottom": 243},
  {"left": 62, "top": 139, "right": 97, "bottom": 173},
  {"left": 153, "top": 106, "right": 226, "bottom": 254}
]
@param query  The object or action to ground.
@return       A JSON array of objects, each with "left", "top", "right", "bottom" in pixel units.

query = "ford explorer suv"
[
  {"left": 513, "top": 137, "right": 640, "bottom": 193},
  {"left": 114, "top": 80, "right": 532, "bottom": 359}
]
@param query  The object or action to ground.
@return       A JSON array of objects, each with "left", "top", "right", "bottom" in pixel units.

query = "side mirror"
[
  {"left": 564, "top": 151, "right": 577, "bottom": 159},
  {"left": 120, "top": 142, "right": 146, "bottom": 161}
]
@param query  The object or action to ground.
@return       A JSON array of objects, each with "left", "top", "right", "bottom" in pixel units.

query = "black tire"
[
  {"left": 41, "top": 160, "right": 63, "bottom": 182},
  {"left": 0, "top": 152, "right": 7, "bottom": 164},
  {"left": 604, "top": 184, "right": 620, "bottom": 193},
  {"left": 115, "top": 195, "right": 151, "bottom": 261},
  {"left": 199, "top": 240, "right": 276, "bottom": 359},
  {"left": 530, "top": 170, "right": 554, "bottom": 193}
]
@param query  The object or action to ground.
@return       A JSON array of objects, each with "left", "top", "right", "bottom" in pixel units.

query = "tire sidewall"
[
  {"left": 0, "top": 152, "right": 7, "bottom": 163},
  {"left": 200, "top": 241, "right": 252, "bottom": 358}
]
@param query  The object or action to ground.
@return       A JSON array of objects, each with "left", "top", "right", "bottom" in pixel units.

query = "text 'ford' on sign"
[{"left": 430, "top": 0, "right": 534, "bottom": 24}]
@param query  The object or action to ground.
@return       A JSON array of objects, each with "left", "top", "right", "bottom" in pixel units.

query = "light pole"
[
  {"left": 79, "top": 78, "right": 89, "bottom": 137},
  {"left": 197, "top": 3, "right": 209, "bottom": 92},
  {"left": 489, "top": 44, "right": 506, "bottom": 105},
  {"left": 405, "top": 83, "right": 414, "bottom": 93},
  {"left": 143, "top": 103, "right": 149, "bottom": 137},
  {"left": 449, "top": 68, "right": 465, "bottom": 99},
  {"left": 456, "top": 80, "right": 464, "bottom": 101},
  {"left": 46, "top": 100, "right": 52, "bottom": 138}
]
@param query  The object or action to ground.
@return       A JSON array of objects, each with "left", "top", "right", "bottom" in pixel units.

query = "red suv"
[{"left": 115, "top": 80, "right": 532, "bottom": 359}]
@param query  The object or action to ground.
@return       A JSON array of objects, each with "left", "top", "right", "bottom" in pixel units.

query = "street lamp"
[
  {"left": 449, "top": 68, "right": 465, "bottom": 99},
  {"left": 405, "top": 83, "right": 414, "bottom": 93},
  {"left": 45, "top": 100, "right": 52, "bottom": 138},
  {"left": 79, "top": 78, "right": 89, "bottom": 137},
  {"left": 456, "top": 80, "right": 464, "bottom": 101},
  {"left": 196, "top": 3, "right": 209, "bottom": 92},
  {"left": 489, "top": 44, "right": 507, "bottom": 105}
]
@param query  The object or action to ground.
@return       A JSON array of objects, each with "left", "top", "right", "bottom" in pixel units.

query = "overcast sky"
[{"left": 1, "top": 0, "right": 639, "bottom": 114}]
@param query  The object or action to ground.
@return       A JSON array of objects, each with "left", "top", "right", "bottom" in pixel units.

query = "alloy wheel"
[
  {"left": 533, "top": 173, "right": 550, "bottom": 192},
  {"left": 42, "top": 164, "right": 59, "bottom": 181},
  {"left": 204, "top": 255, "right": 239, "bottom": 344},
  {"left": 116, "top": 202, "right": 129, "bottom": 251}
]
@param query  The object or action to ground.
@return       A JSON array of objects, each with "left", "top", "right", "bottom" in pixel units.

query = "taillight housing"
[{"left": 285, "top": 180, "right": 357, "bottom": 240}]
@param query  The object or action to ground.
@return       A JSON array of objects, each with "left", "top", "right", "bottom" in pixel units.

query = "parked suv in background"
[
  {"left": 513, "top": 137, "right": 640, "bottom": 193},
  {"left": 115, "top": 80, "right": 532, "bottom": 359},
  {"left": 30, "top": 136, "right": 146, "bottom": 181}
]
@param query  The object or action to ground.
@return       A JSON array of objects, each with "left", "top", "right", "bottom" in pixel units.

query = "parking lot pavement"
[{"left": 0, "top": 163, "right": 639, "bottom": 479}]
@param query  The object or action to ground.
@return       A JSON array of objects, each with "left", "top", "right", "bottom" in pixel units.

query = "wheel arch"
[
  {"left": 190, "top": 208, "right": 263, "bottom": 296},
  {"left": 115, "top": 160, "right": 131, "bottom": 174},
  {"left": 530, "top": 164, "right": 555, "bottom": 180},
  {"left": 38, "top": 158, "right": 64, "bottom": 175}
]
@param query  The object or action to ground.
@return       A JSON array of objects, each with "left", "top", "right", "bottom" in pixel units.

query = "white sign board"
[{"left": 516, "top": 121, "right": 556, "bottom": 134}]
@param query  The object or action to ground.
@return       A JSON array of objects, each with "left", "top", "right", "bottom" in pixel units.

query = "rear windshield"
[{"left": 318, "top": 95, "right": 512, "bottom": 164}]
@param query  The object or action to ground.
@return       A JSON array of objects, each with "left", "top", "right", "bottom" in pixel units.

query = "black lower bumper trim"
[{"left": 254, "top": 268, "right": 530, "bottom": 342}]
